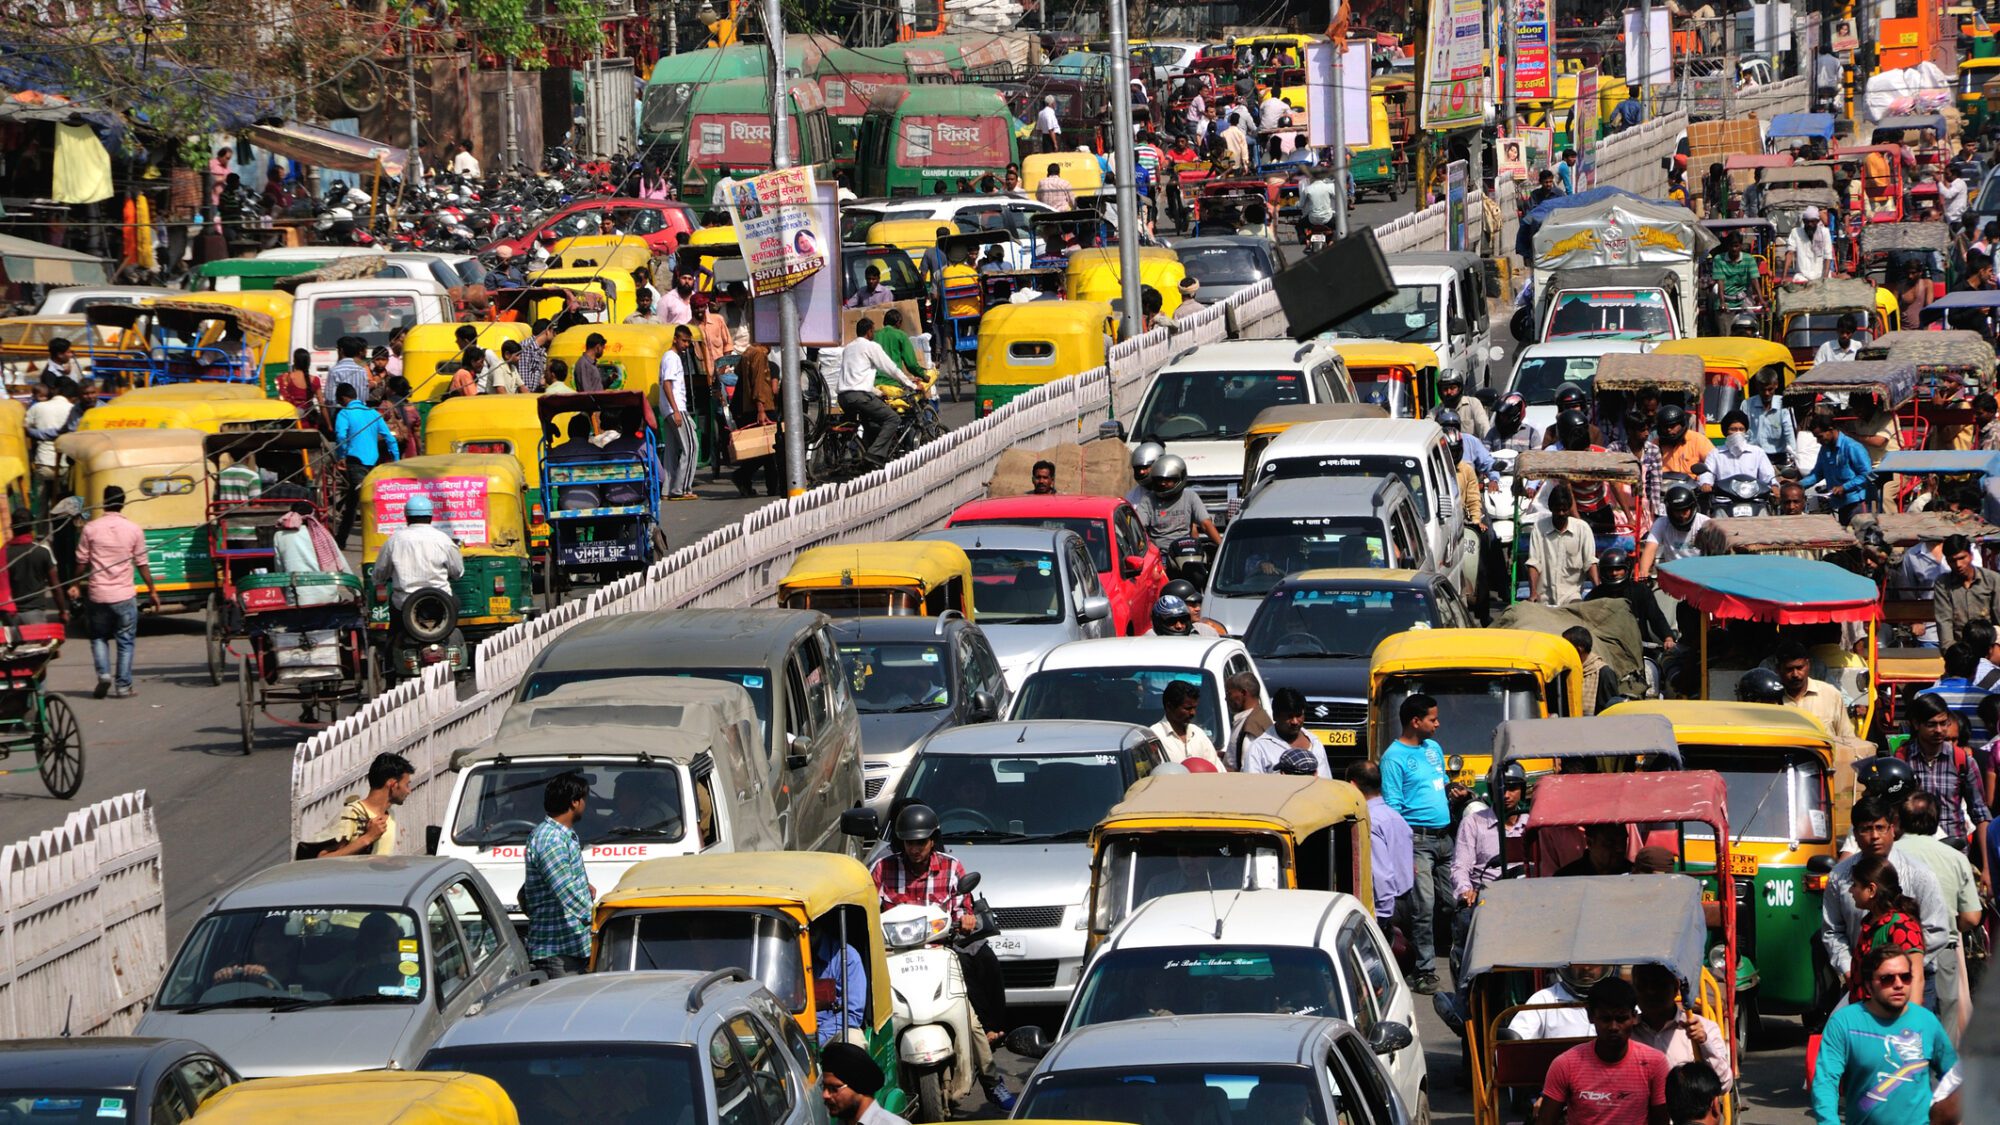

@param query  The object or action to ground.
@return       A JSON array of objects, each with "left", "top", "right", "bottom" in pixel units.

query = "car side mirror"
[
  {"left": 1450, "top": 317, "right": 1470, "bottom": 339},
  {"left": 967, "top": 690, "right": 999, "bottom": 723},
  {"left": 840, "top": 807, "right": 880, "bottom": 838},
  {"left": 786, "top": 732, "right": 809, "bottom": 771},
  {"left": 1807, "top": 854, "right": 1836, "bottom": 876},
  {"left": 1367, "top": 1020, "right": 1415, "bottom": 1055},
  {"left": 1099, "top": 419, "right": 1128, "bottom": 441},
  {"left": 425, "top": 825, "right": 442, "bottom": 856},
  {"left": 1120, "top": 556, "right": 1142, "bottom": 579},
  {"left": 1080, "top": 595, "right": 1111, "bottom": 623},
  {"left": 1008, "top": 1026, "right": 1053, "bottom": 1058}
]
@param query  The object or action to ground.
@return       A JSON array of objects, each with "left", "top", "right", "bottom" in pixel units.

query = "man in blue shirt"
[
  {"left": 1343, "top": 761, "right": 1414, "bottom": 939},
  {"left": 1556, "top": 149, "right": 1577, "bottom": 194},
  {"left": 1743, "top": 370, "right": 1798, "bottom": 468},
  {"left": 813, "top": 930, "right": 870, "bottom": 1046},
  {"left": 1798, "top": 409, "right": 1872, "bottom": 524},
  {"left": 332, "top": 383, "right": 399, "bottom": 547},
  {"left": 1378, "top": 692, "right": 1464, "bottom": 995},
  {"left": 1811, "top": 947, "right": 1960, "bottom": 1125}
]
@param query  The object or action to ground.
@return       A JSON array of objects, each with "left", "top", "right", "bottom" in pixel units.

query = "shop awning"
[
  {"left": 0, "top": 233, "right": 107, "bottom": 285},
  {"left": 241, "top": 121, "right": 407, "bottom": 178}
]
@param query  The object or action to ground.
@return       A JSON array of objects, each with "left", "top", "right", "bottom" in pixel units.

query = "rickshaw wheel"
[
  {"left": 35, "top": 695, "right": 82, "bottom": 800},
  {"left": 237, "top": 655, "right": 256, "bottom": 755},
  {"left": 203, "top": 594, "right": 225, "bottom": 686}
]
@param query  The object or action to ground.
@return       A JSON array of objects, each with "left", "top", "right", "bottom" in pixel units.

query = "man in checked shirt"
[{"left": 870, "top": 803, "right": 1017, "bottom": 1111}]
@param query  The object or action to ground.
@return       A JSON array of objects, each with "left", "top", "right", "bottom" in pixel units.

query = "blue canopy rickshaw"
[{"left": 1767, "top": 113, "right": 1837, "bottom": 149}]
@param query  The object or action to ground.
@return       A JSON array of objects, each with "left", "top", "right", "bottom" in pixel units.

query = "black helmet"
[
  {"left": 892, "top": 803, "right": 941, "bottom": 843},
  {"left": 1855, "top": 755, "right": 1917, "bottom": 801},
  {"left": 1434, "top": 407, "right": 1463, "bottom": 431},
  {"left": 1553, "top": 382, "right": 1589, "bottom": 412},
  {"left": 1665, "top": 483, "right": 1698, "bottom": 512},
  {"left": 1496, "top": 391, "right": 1526, "bottom": 427},
  {"left": 1556, "top": 408, "right": 1591, "bottom": 449},
  {"left": 1656, "top": 403, "right": 1688, "bottom": 436},
  {"left": 1151, "top": 595, "right": 1193, "bottom": 634},
  {"left": 1501, "top": 761, "right": 1529, "bottom": 789},
  {"left": 1148, "top": 454, "right": 1189, "bottom": 502},
  {"left": 1734, "top": 667, "right": 1786, "bottom": 704},
  {"left": 1162, "top": 578, "right": 1201, "bottom": 603},
  {"left": 1600, "top": 547, "right": 1632, "bottom": 576}
]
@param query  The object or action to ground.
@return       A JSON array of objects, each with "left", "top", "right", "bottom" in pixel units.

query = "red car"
[
  {"left": 483, "top": 198, "right": 699, "bottom": 259},
  {"left": 946, "top": 494, "right": 1167, "bottom": 637}
]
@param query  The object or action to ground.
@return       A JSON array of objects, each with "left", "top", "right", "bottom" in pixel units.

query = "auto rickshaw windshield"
[
  {"left": 1212, "top": 517, "right": 1387, "bottom": 597},
  {"left": 1096, "top": 832, "right": 1285, "bottom": 927},
  {"left": 1678, "top": 747, "right": 1833, "bottom": 844},
  {"left": 594, "top": 908, "right": 807, "bottom": 1010},
  {"left": 1786, "top": 313, "right": 1874, "bottom": 352},
  {"left": 1705, "top": 372, "right": 1746, "bottom": 422},
  {"left": 1133, "top": 368, "right": 1314, "bottom": 443},
  {"left": 1378, "top": 673, "right": 1541, "bottom": 736}
]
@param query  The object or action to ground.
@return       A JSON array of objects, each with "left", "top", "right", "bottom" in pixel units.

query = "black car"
[
  {"left": 1242, "top": 568, "right": 1474, "bottom": 770},
  {"left": 831, "top": 614, "right": 1009, "bottom": 811},
  {"left": 0, "top": 1038, "right": 238, "bottom": 1123}
]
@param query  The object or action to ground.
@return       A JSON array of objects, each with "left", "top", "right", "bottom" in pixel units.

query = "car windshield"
[
  {"left": 1512, "top": 354, "right": 1602, "bottom": 405},
  {"left": 955, "top": 516, "right": 1112, "bottom": 571},
  {"left": 1095, "top": 834, "right": 1284, "bottom": 930},
  {"left": 903, "top": 750, "right": 1131, "bottom": 841},
  {"left": 1245, "top": 585, "right": 1434, "bottom": 659},
  {"left": 1014, "top": 666, "right": 1223, "bottom": 745},
  {"left": 0, "top": 1095, "right": 142, "bottom": 1123},
  {"left": 1212, "top": 517, "right": 1388, "bottom": 597},
  {"left": 593, "top": 908, "right": 808, "bottom": 1011},
  {"left": 965, "top": 548, "right": 1065, "bottom": 624},
  {"left": 309, "top": 295, "right": 418, "bottom": 350},
  {"left": 1257, "top": 452, "right": 1429, "bottom": 511},
  {"left": 1020, "top": 1065, "right": 1329, "bottom": 1125},
  {"left": 156, "top": 907, "right": 423, "bottom": 1009},
  {"left": 1134, "top": 368, "right": 1310, "bottom": 442},
  {"left": 451, "top": 760, "right": 686, "bottom": 847},
  {"left": 1070, "top": 945, "right": 1348, "bottom": 1029},
  {"left": 1680, "top": 748, "right": 1832, "bottom": 843},
  {"left": 1546, "top": 290, "right": 1674, "bottom": 339},
  {"left": 1377, "top": 673, "right": 1539, "bottom": 736},
  {"left": 839, "top": 642, "right": 951, "bottom": 714},
  {"left": 421, "top": 1044, "right": 700, "bottom": 1125},
  {"left": 520, "top": 667, "right": 772, "bottom": 737},
  {"left": 1325, "top": 284, "right": 1440, "bottom": 342},
  {"left": 1179, "top": 244, "right": 1269, "bottom": 286}
]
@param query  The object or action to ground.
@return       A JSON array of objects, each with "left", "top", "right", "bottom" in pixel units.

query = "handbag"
[{"left": 727, "top": 422, "right": 779, "bottom": 460}]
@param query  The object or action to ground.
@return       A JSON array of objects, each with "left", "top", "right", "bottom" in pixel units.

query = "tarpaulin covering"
[
  {"left": 1531, "top": 192, "right": 1718, "bottom": 272},
  {"left": 51, "top": 123, "right": 111, "bottom": 205},
  {"left": 1656, "top": 554, "right": 1881, "bottom": 623},
  {"left": 1526, "top": 770, "right": 1730, "bottom": 834},
  {"left": 1462, "top": 874, "right": 1708, "bottom": 983},
  {"left": 242, "top": 121, "right": 407, "bottom": 177},
  {"left": 1516, "top": 186, "right": 1689, "bottom": 259},
  {"left": 0, "top": 232, "right": 107, "bottom": 285}
]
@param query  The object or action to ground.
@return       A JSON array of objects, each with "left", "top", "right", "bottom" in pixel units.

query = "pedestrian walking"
[
  {"left": 1241, "top": 688, "right": 1317, "bottom": 775},
  {"left": 1378, "top": 692, "right": 1462, "bottom": 994},
  {"left": 70, "top": 484, "right": 160, "bottom": 699},
  {"left": 319, "top": 753, "right": 414, "bottom": 857},
  {"left": 1223, "top": 672, "right": 1269, "bottom": 771},
  {"left": 1345, "top": 761, "right": 1414, "bottom": 946},
  {"left": 820, "top": 1042, "right": 912, "bottom": 1125},
  {"left": 321, "top": 335, "right": 369, "bottom": 409},
  {"left": 658, "top": 337, "right": 700, "bottom": 501},
  {"left": 1811, "top": 948, "right": 1962, "bottom": 1125},
  {"left": 521, "top": 772, "right": 593, "bottom": 976},
  {"left": 332, "top": 383, "right": 399, "bottom": 547},
  {"left": 1896, "top": 692, "right": 1993, "bottom": 858},
  {"left": 1821, "top": 794, "right": 1953, "bottom": 1013},
  {"left": 1894, "top": 792, "right": 1983, "bottom": 1041}
]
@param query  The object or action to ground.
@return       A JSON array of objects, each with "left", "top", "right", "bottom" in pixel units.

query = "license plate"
[
  {"left": 1726, "top": 853, "right": 1760, "bottom": 876},
  {"left": 1319, "top": 729, "right": 1358, "bottom": 747},
  {"left": 987, "top": 935, "right": 1027, "bottom": 959},
  {"left": 488, "top": 596, "right": 512, "bottom": 615}
]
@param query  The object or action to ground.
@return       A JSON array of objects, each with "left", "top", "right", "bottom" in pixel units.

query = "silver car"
[
  {"left": 911, "top": 526, "right": 1112, "bottom": 690},
  {"left": 137, "top": 857, "right": 529, "bottom": 1077},
  {"left": 1014, "top": 1013, "right": 1414, "bottom": 1125},
  {"left": 420, "top": 969, "right": 822, "bottom": 1123},
  {"left": 848, "top": 720, "right": 1164, "bottom": 1007}
]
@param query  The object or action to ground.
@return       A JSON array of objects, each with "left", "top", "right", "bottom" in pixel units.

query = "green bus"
[
  {"left": 675, "top": 78, "right": 838, "bottom": 201},
  {"left": 641, "top": 46, "right": 772, "bottom": 152},
  {"left": 811, "top": 47, "right": 919, "bottom": 172},
  {"left": 855, "top": 85, "right": 1020, "bottom": 199}
]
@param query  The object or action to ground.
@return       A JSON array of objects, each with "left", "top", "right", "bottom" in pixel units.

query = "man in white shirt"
[
  {"left": 1813, "top": 313, "right": 1864, "bottom": 366},
  {"left": 836, "top": 317, "right": 915, "bottom": 466},
  {"left": 1638, "top": 484, "right": 1709, "bottom": 579},
  {"left": 1148, "top": 679, "right": 1222, "bottom": 767},
  {"left": 24, "top": 383, "right": 72, "bottom": 506},
  {"left": 1034, "top": 95, "right": 1063, "bottom": 153},
  {"left": 1258, "top": 87, "right": 1288, "bottom": 130},
  {"left": 1507, "top": 964, "right": 1609, "bottom": 1039},
  {"left": 450, "top": 142, "right": 481, "bottom": 179},
  {"left": 1241, "top": 689, "right": 1323, "bottom": 776},
  {"left": 1784, "top": 205, "right": 1835, "bottom": 281},
  {"left": 1700, "top": 409, "right": 1777, "bottom": 494},
  {"left": 1941, "top": 164, "right": 1969, "bottom": 225},
  {"left": 374, "top": 494, "right": 464, "bottom": 610}
]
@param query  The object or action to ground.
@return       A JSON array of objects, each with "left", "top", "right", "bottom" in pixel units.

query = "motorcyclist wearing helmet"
[
  {"left": 1126, "top": 442, "right": 1165, "bottom": 507},
  {"left": 1635, "top": 482, "right": 1707, "bottom": 581},
  {"left": 1734, "top": 667, "right": 1786, "bottom": 704},
  {"left": 1435, "top": 408, "right": 1497, "bottom": 485},
  {"left": 373, "top": 493, "right": 464, "bottom": 612},
  {"left": 1654, "top": 402, "right": 1715, "bottom": 478},
  {"left": 1163, "top": 579, "right": 1225, "bottom": 636},
  {"left": 1431, "top": 369, "right": 1489, "bottom": 436},
  {"left": 1133, "top": 453, "right": 1221, "bottom": 558},
  {"left": 1149, "top": 594, "right": 1194, "bottom": 636},
  {"left": 869, "top": 803, "right": 1017, "bottom": 1104},
  {"left": 1452, "top": 761, "right": 1529, "bottom": 908},
  {"left": 1539, "top": 384, "right": 1600, "bottom": 448},
  {"left": 1583, "top": 547, "right": 1678, "bottom": 650},
  {"left": 1774, "top": 638, "right": 1858, "bottom": 740},
  {"left": 1700, "top": 408, "right": 1777, "bottom": 501},
  {"left": 1486, "top": 391, "right": 1539, "bottom": 452}
]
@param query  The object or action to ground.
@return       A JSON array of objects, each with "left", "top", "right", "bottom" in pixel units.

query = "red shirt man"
[{"left": 1537, "top": 976, "right": 1671, "bottom": 1125}]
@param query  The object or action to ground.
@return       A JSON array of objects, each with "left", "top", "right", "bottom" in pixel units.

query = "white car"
[
  {"left": 1007, "top": 636, "right": 1267, "bottom": 758},
  {"left": 1504, "top": 340, "right": 1653, "bottom": 443},
  {"left": 35, "top": 285, "right": 180, "bottom": 315},
  {"left": 1061, "top": 889, "right": 1429, "bottom": 1120},
  {"left": 1129, "top": 340, "right": 1359, "bottom": 520},
  {"left": 841, "top": 195, "right": 1055, "bottom": 270}
]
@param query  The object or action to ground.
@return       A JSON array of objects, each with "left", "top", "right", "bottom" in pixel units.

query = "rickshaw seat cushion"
[
  {"left": 1492, "top": 1036, "right": 1589, "bottom": 1088},
  {"left": 2, "top": 624, "right": 63, "bottom": 646}
]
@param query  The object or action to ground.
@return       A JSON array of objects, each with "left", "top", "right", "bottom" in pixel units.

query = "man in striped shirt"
[
  {"left": 521, "top": 772, "right": 594, "bottom": 976},
  {"left": 515, "top": 319, "right": 552, "bottom": 392}
]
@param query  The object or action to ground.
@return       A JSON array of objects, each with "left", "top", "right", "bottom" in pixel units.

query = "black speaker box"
[{"left": 1272, "top": 228, "right": 1399, "bottom": 341}]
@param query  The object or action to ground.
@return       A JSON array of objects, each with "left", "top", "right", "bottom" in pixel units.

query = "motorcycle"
[
  {"left": 1299, "top": 219, "right": 1334, "bottom": 254},
  {"left": 377, "top": 586, "right": 467, "bottom": 687},
  {"left": 881, "top": 871, "right": 997, "bottom": 1123},
  {"left": 1710, "top": 473, "right": 1772, "bottom": 518},
  {"left": 1163, "top": 536, "right": 1214, "bottom": 588}
]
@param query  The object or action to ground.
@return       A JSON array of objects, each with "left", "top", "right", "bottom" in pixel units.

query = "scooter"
[
  {"left": 1710, "top": 473, "right": 1772, "bottom": 518},
  {"left": 880, "top": 872, "right": 997, "bottom": 1123}
]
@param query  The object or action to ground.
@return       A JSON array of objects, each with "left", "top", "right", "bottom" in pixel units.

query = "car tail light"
[{"left": 531, "top": 503, "right": 545, "bottom": 524}]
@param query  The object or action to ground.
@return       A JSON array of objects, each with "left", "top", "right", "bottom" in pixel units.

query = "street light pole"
[
  {"left": 1331, "top": 45, "right": 1349, "bottom": 238},
  {"left": 1106, "top": 0, "right": 1142, "bottom": 423},
  {"left": 769, "top": 0, "right": 807, "bottom": 494}
]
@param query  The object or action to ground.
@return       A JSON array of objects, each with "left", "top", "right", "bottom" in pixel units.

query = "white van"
[
  {"left": 1319, "top": 250, "right": 1497, "bottom": 388},
  {"left": 1246, "top": 416, "right": 1465, "bottom": 583},
  {"left": 1127, "top": 339, "right": 1357, "bottom": 520},
  {"left": 290, "top": 277, "right": 451, "bottom": 378},
  {"left": 434, "top": 676, "right": 779, "bottom": 922}
]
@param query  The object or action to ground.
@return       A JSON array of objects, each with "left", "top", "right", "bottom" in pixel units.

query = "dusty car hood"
[
  {"left": 859, "top": 708, "right": 956, "bottom": 759},
  {"left": 137, "top": 1004, "right": 433, "bottom": 1077}
]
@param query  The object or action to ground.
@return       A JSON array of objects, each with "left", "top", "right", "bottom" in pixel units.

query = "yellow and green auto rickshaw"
[
  {"left": 1367, "top": 629, "right": 1583, "bottom": 787},
  {"left": 188, "top": 1072, "right": 519, "bottom": 1125},
  {"left": 55, "top": 428, "right": 216, "bottom": 611},
  {"left": 778, "top": 541, "right": 975, "bottom": 617},
  {"left": 549, "top": 322, "right": 679, "bottom": 401},
  {"left": 1063, "top": 247, "right": 1185, "bottom": 320},
  {"left": 404, "top": 322, "right": 534, "bottom": 403},
  {"left": 973, "top": 300, "right": 1115, "bottom": 416},
  {"left": 1649, "top": 336, "right": 1796, "bottom": 440},
  {"left": 592, "top": 852, "right": 910, "bottom": 1116},
  {"left": 422, "top": 394, "right": 552, "bottom": 550}
]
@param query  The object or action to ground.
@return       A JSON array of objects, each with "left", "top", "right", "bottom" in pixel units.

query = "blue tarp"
[
  {"left": 1768, "top": 112, "right": 1836, "bottom": 141},
  {"left": 1873, "top": 450, "right": 2000, "bottom": 478}
]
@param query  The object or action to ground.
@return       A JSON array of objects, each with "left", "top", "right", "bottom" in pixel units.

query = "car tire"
[{"left": 1413, "top": 1089, "right": 1431, "bottom": 1125}]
